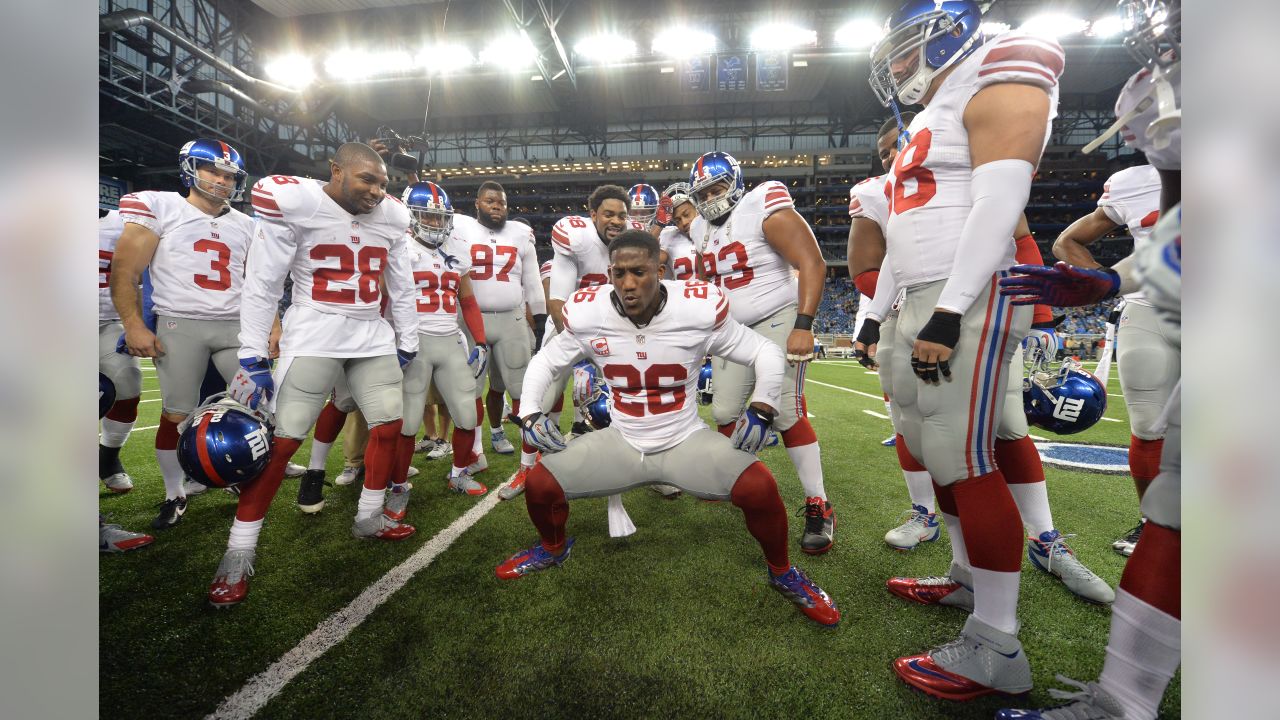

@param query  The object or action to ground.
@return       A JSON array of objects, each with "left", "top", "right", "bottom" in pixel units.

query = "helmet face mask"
[
  {"left": 689, "top": 152, "right": 745, "bottom": 222},
  {"left": 179, "top": 139, "right": 248, "bottom": 202},
  {"left": 1120, "top": 0, "right": 1180, "bottom": 68},
  {"left": 868, "top": 1, "right": 984, "bottom": 107},
  {"left": 402, "top": 182, "right": 455, "bottom": 249}
]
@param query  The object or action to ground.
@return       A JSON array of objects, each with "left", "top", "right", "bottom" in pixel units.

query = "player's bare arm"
[
  {"left": 268, "top": 314, "right": 282, "bottom": 359},
  {"left": 847, "top": 218, "right": 887, "bottom": 278},
  {"left": 1052, "top": 208, "right": 1119, "bottom": 268},
  {"left": 1158, "top": 168, "right": 1180, "bottom": 213},
  {"left": 761, "top": 207, "right": 826, "bottom": 362},
  {"left": 109, "top": 222, "right": 164, "bottom": 358}
]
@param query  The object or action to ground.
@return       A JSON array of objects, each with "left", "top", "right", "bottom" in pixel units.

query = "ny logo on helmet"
[
  {"left": 1052, "top": 395, "right": 1085, "bottom": 422},
  {"left": 245, "top": 426, "right": 270, "bottom": 460}
]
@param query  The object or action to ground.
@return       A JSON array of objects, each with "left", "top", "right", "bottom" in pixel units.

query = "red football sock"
[
  {"left": 932, "top": 480, "right": 958, "bottom": 516},
  {"left": 551, "top": 392, "right": 565, "bottom": 413},
  {"left": 730, "top": 461, "right": 791, "bottom": 575},
  {"left": 995, "top": 436, "right": 1045, "bottom": 484},
  {"left": 452, "top": 426, "right": 476, "bottom": 469},
  {"left": 1118, "top": 521, "right": 1181, "bottom": 618},
  {"left": 951, "top": 470, "right": 1023, "bottom": 572},
  {"left": 1129, "top": 435, "right": 1163, "bottom": 500},
  {"left": 779, "top": 416, "right": 817, "bottom": 447},
  {"left": 391, "top": 433, "right": 416, "bottom": 486},
  {"left": 155, "top": 415, "right": 181, "bottom": 451},
  {"left": 235, "top": 436, "right": 302, "bottom": 522},
  {"left": 524, "top": 463, "right": 569, "bottom": 554},
  {"left": 313, "top": 401, "right": 348, "bottom": 444},
  {"left": 362, "top": 421, "right": 404, "bottom": 492},
  {"left": 895, "top": 434, "right": 927, "bottom": 472},
  {"left": 105, "top": 396, "right": 139, "bottom": 423},
  {"left": 717, "top": 423, "right": 733, "bottom": 438}
]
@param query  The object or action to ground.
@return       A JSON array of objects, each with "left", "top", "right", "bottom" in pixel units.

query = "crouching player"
[{"left": 494, "top": 230, "right": 840, "bottom": 626}]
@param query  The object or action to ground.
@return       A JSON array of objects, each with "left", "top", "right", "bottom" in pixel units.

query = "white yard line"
[
  {"left": 806, "top": 378, "right": 883, "bottom": 402},
  {"left": 862, "top": 410, "right": 890, "bottom": 420},
  {"left": 1100, "top": 417, "right": 1122, "bottom": 422},
  {"left": 140, "top": 399, "right": 161, "bottom": 404},
  {"left": 207, "top": 488, "right": 507, "bottom": 720}
]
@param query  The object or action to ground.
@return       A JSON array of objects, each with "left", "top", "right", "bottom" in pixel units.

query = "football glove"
[
  {"left": 1022, "top": 327, "right": 1059, "bottom": 359},
  {"left": 999, "top": 262, "right": 1120, "bottom": 308},
  {"left": 656, "top": 195, "right": 673, "bottom": 226},
  {"left": 571, "top": 361, "right": 597, "bottom": 408},
  {"left": 228, "top": 357, "right": 273, "bottom": 410},
  {"left": 467, "top": 344, "right": 489, "bottom": 379},
  {"left": 854, "top": 319, "right": 880, "bottom": 369},
  {"left": 729, "top": 405, "right": 775, "bottom": 455},
  {"left": 397, "top": 348, "right": 417, "bottom": 368},
  {"left": 519, "top": 412, "right": 567, "bottom": 454}
]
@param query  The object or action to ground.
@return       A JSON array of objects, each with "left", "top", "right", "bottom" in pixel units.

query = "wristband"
[
  {"left": 855, "top": 318, "right": 880, "bottom": 347},
  {"left": 917, "top": 311, "right": 962, "bottom": 350},
  {"left": 793, "top": 314, "right": 814, "bottom": 331}
]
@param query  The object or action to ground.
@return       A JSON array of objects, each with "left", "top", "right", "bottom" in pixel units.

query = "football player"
[
  {"left": 452, "top": 181, "right": 547, "bottom": 477},
  {"left": 98, "top": 211, "right": 142, "bottom": 497},
  {"left": 111, "top": 139, "right": 255, "bottom": 530},
  {"left": 997, "top": 1, "right": 1182, "bottom": 717},
  {"left": 864, "top": 0, "right": 1066, "bottom": 699},
  {"left": 210, "top": 142, "right": 419, "bottom": 608},
  {"left": 688, "top": 152, "right": 835, "bottom": 555},
  {"left": 656, "top": 182, "right": 701, "bottom": 281},
  {"left": 496, "top": 229, "right": 840, "bottom": 627},
  {"left": 1050, "top": 163, "right": 1172, "bottom": 557}
]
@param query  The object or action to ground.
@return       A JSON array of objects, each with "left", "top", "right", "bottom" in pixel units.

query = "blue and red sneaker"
[
  {"left": 768, "top": 566, "right": 840, "bottom": 626},
  {"left": 495, "top": 538, "right": 575, "bottom": 580}
]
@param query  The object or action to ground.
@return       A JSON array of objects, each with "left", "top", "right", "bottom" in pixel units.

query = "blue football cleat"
[
  {"left": 768, "top": 565, "right": 840, "bottom": 626},
  {"left": 495, "top": 538, "right": 575, "bottom": 579},
  {"left": 881, "top": 435, "right": 897, "bottom": 447}
]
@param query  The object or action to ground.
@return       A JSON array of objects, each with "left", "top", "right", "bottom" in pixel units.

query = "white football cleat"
[
  {"left": 884, "top": 504, "right": 941, "bottom": 550},
  {"left": 181, "top": 478, "right": 208, "bottom": 497},
  {"left": 334, "top": 466, "right": 361, "bottom": 486},
  {"left": 101, "top": 472, "right": 134, "bottom": 494},
  {"left": 426, "top": 442, "right": 452, "bottom": 460},
  {"left": 284, "top": 462, "right": 307, "bottom": 478},
  {"left": 1028, "top": 530, "right": 1116, "bottom": 605},
  {"left": 490, "top": 429, "right": 515, "bottom": 455}
]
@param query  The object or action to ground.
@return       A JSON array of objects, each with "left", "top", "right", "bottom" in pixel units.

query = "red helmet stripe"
[
  {"left": 218, "top": 141, "right": 231, "bottom": 161},
  {"left": 194, "top": 412, "right": 226, "bottom": 487}
]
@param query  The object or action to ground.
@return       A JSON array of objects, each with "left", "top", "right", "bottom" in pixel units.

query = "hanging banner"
[
  {"left": 716, "top": 54, "right": 747, "bottom": 91},
  {"left": 682, "top": 55, "right": 710, "bottom": 92},
  {"left": 755, "top": 51, "right": 789, "bottom": 91},
  {"left": 100, "top": 176, "right": 128, "bottom": 210}
]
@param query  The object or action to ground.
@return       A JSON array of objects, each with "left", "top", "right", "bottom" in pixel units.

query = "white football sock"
[
  {"left": 903, "top": 470, "right": 935, "bottom": 513},
  {"left": 307, "top": 440, "right": 333, "bottom": 471},
  {"left": 473, "top": 427, "right": 484, "bottom": 454},
  {"left": 227, "top": 518, "right": 264, "bottom": 551},
  {"left": 356, "top": 486, "right": 385, "bottom": 521},
  {"left": 1008, "top": 481, "right": 1054, "bottom": 537},
  {"left": 156, "top": 448, "right": 185, "bottom": 500},
  {"left": 1099, "top": 589, "right": 1181, "bottom": 720},
  {"left": 970, "top": 567, "right": 1021, "bottom": 636},
  {"left": 100, "top": 418, "right": 134, "bottom": 448},
  {"left": 784, "top": 442, "right": 826, "bottom": 500},
  {"left": 941, "top": 511, "right": 970, "bottom": 573},
  {"left": 520, "top": 450, "right": 538, "bottom": 467}
]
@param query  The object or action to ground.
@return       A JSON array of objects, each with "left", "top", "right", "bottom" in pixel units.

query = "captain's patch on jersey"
[{"left": 1034, "top": 442, "right": 1129, "bottom": 475}]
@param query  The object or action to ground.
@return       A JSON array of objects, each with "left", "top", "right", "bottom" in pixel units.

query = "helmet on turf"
[
  {"left": 177, "top": 393, "right": 273, "bottom": 489},
  {"left": 1023, "top": 354, "right": 1108, "bottom": 435},
  {"left": 696, "top": 359, "right": 714, "bottom": 406},
  {"left": 869, "top": 0, "right": 985, "bottom": 107},
  {"left": 179, "top": 139, "right": 248, "bottom": 201},
  {"left": 402, "top": 181, "right": 455, "bottom": 248},
  {"left": 1120, "top": 0, "right": 1180, "bottom": 68},
  {"left": 627, "top": 184, "right": 661, "bottom": 228},
  {"left": 99, "top": 373, "right": 116, "bottom": 419},
  {"left": 689, "top": 151, "right": 745, "bottom": 222},
  {"left": 585, "top": 385, "right": 612, "bottom": 430}
]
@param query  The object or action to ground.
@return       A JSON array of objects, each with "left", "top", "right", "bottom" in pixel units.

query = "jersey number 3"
[{"left": 889, "top": 128, "right": 937, "bottom": 215}]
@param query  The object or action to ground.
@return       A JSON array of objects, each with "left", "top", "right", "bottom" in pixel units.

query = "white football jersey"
[
  {"left": 1115, "top": 66, "right": 1181, "bottom": 172},
  {"left": 548, "top": 215, "right": 649, "bottom": 301},
  {"left": 1099, "top": 164, "right": 1162, "bottom": 306},
  {"left": 848, "top": 174, "right": 890, "bottom": 233},
  {"left": 453, "top": 214, "right": 543, "bottom": 313},
  {"left": 689, "top": 181, "right": 799, "bottom": 326},
  {"left": 658, "top": 225, "right": 699, "bottom": 280},
  {"left": 526, "top": 279, "right": 783, "bottom": 453},
  {"left": 240, "top": 176, "right": 417, "bottom": 359},
  {"left": 884, "top": 33, "right": 1064, "bottom": 290},
  {"left": 99, "top": 210, "right": 124, "bottom": 324},
  {"left": 118, "top": 190, "right": 254, "bottom": 320},
  {"left": 408, "top": 235, "right": 472, "bottom": 336}
]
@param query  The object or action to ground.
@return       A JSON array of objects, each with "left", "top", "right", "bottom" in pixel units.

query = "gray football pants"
[
  {"left": 710, "top": 305, "right": 805, "bottom": 431},
  {"left": 154, "top": 315, "right": 239, "bottom": 416},
  {"left": 1117, "top": 301, "right": 1181, "bottom": 441},
  {"left": 98, "top": 322, "right": 141, "bottom": 400},
  {"left": 464, "top": 308, "right": 531, "bottom": 399},
  {"left": 401, "top": 333, "right": 478, "bottom": 438},
  {"left": 1141, "top": 383, "right": 1180, "bottom": 531},
  {"left": 272, "top": 355, "right": 403, "bottom": 440}
]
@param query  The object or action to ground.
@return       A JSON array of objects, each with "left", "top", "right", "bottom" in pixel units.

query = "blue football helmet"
[
  {"left": 689, "top": 151, "right": 745, "bottom": 222},
  {"left": 627, "top": 184, "right": 661, "bottom": 228},
  {"left": 402, "top": 181, "right": 455, "bottom": 248},
  {"left": 177, "top": 394, "right": 273, "bottom": 489},
  {"left": 1120, "top": 0, "right": 1180, "bottom": 68},
  {"left": 696, "top": 359, "right": 714, "bottom": 406},
  {"left": 1023, "top": 356, "right": 1108, "bottom": 435},
  {"left": 179, "top": 139, "right": 248, "bottom": 201},
  {"left": 869, "top": 0, "right": 985, "bottom": 106},
  {"left": 585, "top": 384, "right": 612, "bottom": 430},
  {"left": 99, "top": 373, "right": 116, "bottom": 419}
]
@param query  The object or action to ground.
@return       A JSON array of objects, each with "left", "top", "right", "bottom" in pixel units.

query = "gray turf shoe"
[
  {"left": 101, "top": 472, "right": 134, "bottom": 494},
  {"left": 894, "top": 615, "right": 1032, "bottom": 700},
  {"left": 384, "top": 482, "right": 411, "bottom": 520},
  {"left": 649, "top": 483, "right": 682, "bottom": 499},
  {"left": 995, "top": 675, "right": 1127, "bottom": 719},
  {"left": 1028, "top": 530, "right": 1116, "bottom": 604}
]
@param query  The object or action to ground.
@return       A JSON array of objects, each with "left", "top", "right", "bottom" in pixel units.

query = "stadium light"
[
  {"left": 415, "top": 43, "right": 474, "bottom": 74},
  {"left": 1020, "top": 13, "right": 1089, "bottom": 39},
  {"left": 749, "top": 23, "right": 817, "bottom": 51},
  {"left": 324, "top": 49, "right": 412, "bottom": 80},
  {"left": 265, "top": 54, "right": 315, "bottom": 89},
  {"left": 980, "top": 21, "right": 1012, "bottom": 36},
  {"left": 652, "top": 27, "right": 717, "bottom": 58},
  {"left": 480, "top": 34, "right": 538, "bottom": 69},
  {"left": 833, "top": 19, "right": 883, "bottom": 49},
  {"left": 574, "top": 33, "right": 637, "bottom": 63},
  {"left": 1088, "top": 15, "right": 1125, "bottom": 38}
]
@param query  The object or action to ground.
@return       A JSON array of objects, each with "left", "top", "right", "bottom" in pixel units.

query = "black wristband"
[
  {"left": 856, "top": 318, "right": 880, "bottom": 347},
  {"left": 917, "top": 311, "right": 962, "bottom": 350},
  {"left": 793, "top": 314, "right": 815, "bottom": 331},
  {"left": 1031, "top": 320, "right": 1058, "bottom": 330},
  {"left": 532, "top": 313, "right": 548, "bottom": 350}
]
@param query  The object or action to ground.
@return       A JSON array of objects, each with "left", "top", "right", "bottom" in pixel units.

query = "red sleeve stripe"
[
  {"left": 254, "top": 186, "right": 274, "bottom": 197},
  {"left": 976, "top": 64, "right": 1056, "bottom": 85},
  {"left": 983, "top": 40, "right": 1065, "bottom": 77},
  {"left": 714, "top": 301, "right": 729, "bottom": 329},
  {"left": 552, "top": 234, "right": 571, "bottom": 251},
  {"left": 251, "top": 193, "right": 281, "bottom": 212},
  {"left": 764, "top": 189, "right": 790, "bottom": 200},
  {"left": 119, "top": 210, "right": 157, "bottom": 220},
  {"left": 764, "top": 198, "right": 793, "bottom": 210}
]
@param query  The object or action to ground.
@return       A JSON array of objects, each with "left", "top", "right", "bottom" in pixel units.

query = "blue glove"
[
  {"left": 467, "top": 344, "right": 488, "bottom": 379},
  {"left": 998, "top": 262, "right": 1120, "bottom": 308},
  {"left": 1022, "top": 327, "right": 1059, "bottom": 360},
  {"left": 729, "top": 405, "right": 775, "bottom": 455},
  {"left": 228, "top": 357, "right": 273, "bottom": 410},
  {"left": 397, "top": 348, "right": 417, "bottom": 368},
  {"left": 519, "top": 412, "right": 567, "bottom": 453}
]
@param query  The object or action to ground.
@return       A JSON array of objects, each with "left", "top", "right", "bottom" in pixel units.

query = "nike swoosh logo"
[
  {"left": 769, "top": 322, "right": 785, "bottom": 328},
  {"left": 174, "top": 505, "right": 187, "bottom": 517}
]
